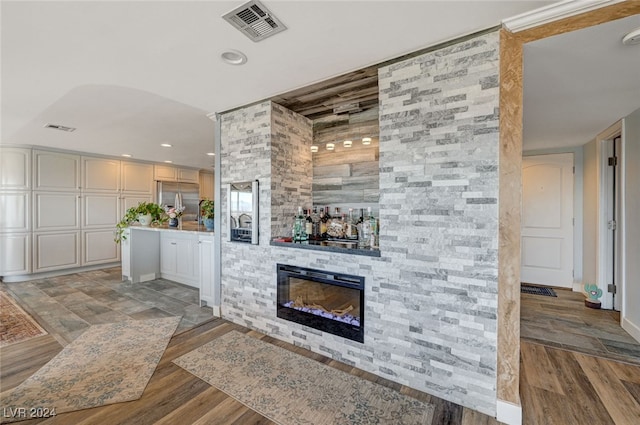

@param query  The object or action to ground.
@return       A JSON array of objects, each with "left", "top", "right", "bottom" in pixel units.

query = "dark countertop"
[{"left": 270, "top": 239, "right": 381, "bottom": 257}]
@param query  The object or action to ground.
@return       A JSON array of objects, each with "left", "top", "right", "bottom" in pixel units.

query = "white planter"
[{"left": 138, "top": 214, "right": 153, "bottom": 226}]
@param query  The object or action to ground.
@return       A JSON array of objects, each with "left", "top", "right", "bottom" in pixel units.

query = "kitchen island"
[{"left": 121, "top": 222, "right": 215, "bottom": 308}]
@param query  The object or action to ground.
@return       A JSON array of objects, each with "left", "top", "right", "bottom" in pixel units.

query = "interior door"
[{"left": 521, "top": 153, "right": 574, "bottom": 287}]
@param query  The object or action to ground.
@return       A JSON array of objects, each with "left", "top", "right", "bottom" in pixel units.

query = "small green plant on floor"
[{"left": 115, "top": 202, "right": 167, "bottom": 243}]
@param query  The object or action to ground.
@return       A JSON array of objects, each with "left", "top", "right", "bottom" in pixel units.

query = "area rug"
[
  {"left": 0, "top": 290, "right": 47, "bottom": 347},
  {"left": 521, "top": 284, "right": 557, "bottom": 297},
  {"left": 174, "top": 331, "right": 434, "bottom": 425},
  {"left": 0, "top": 316, "right": 180, "bottom": 423}
]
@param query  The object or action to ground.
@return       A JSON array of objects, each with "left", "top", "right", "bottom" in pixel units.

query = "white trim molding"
[
  {"left": 623, "top": 317, "right": 640, "bottom": 344},
  {"left": 497, "top": 399, "right": 522, "bottom": 425},
  {"left": 502, "top": 0, "right": 626, "bottom": 32}
]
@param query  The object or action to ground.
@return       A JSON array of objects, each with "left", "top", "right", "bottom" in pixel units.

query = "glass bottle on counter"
[
  {"left": 320, "top": 208, "right": 328, "bottom": 239},
  {"left": 292, "top": 206, "right": 308, "bottom": 242},
  {"left": 358, "top": 208, "right": 370, "bottom": 248},
  {"left": 305, "top": 208, "right": 313, "bottom": 237},
  {"left": 368, "top": 207, "right": 378, "bottom": 248},
  {"left": 311, "top": 206, "right": 320, "bottom": 239},
  {"left": 346, "top": 208, "right": 358, "bottom": 240}
]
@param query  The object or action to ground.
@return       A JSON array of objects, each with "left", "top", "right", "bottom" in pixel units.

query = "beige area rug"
[
  {"left": 0, "top": 316, "right": 180, "bottom": 423},
  {"left": 0, "top": 290, "right": 47, "bottom": 347},
  {"left": 174, "top": 331, "right": 434, "bottom": 425}
]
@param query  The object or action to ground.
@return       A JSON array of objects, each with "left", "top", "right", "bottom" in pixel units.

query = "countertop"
[
  {"left": 270, "top": 238, "right": 381, "bottom": 257},
  {"left": 128, "top": 221, "right": 214, "bottom": 236}
]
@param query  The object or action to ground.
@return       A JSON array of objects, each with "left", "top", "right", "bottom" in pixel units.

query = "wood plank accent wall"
[
  {"left": 497, "top": 0, "right": 640, "bottom": 412},
  {"left": 311, "top": 107, "right": 379, "bottom": 209}
]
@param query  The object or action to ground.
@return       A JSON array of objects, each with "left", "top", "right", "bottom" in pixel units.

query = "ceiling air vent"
[
  {"left": 222, "top": 0, "right": 287, "bottom": 42},
  {"left": 44, "top": 123, "right": 76, "bottom": 132}
]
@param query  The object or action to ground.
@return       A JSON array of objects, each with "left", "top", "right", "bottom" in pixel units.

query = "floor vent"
[
  {"left": 222, "top": 0, "right": 287, "bottom": 42},
  {"left": 44, "top": 123, "right": 76, "bottom": 132}
]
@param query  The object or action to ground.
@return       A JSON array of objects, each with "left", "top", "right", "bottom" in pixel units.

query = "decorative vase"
[
  {"left": 169, "top": 217, "right": 179, "bottom": 228},
  {"left": 138, "top": 214, "right": 152, "bottom": 226},
  {"left": 203, "top": 218, "right": 214, "bottom": 231}
]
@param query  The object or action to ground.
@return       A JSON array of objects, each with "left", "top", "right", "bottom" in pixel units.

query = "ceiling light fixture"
[
  {"left": 343, "top": 140, "right": 352, "bottom": 148},
  {"left": 121, "top": 154, "right": 132, "bottom": 158},
  {"left": 326, "top": 143, "right": 335, "bottom": 151},
  {"left": 207, "top": 152, "right": 215, "bottom": 156},
  {"left": 221, "top": 49, "right": 248, "bottom": 65},
  {"left": 310, "top": 145, "right": 318, "bottom": 153},
  {"left": 622, "top": 27, "right": 640, "bottom": 45},
  {"left": 160, "top": 143, "right": 172, "bottom": 148},
  {"left": 164, "top": 160, "right": 173, "bottom": 163},
  {"left": 362, "top": 137, "right": 372, "bottom": 145}
]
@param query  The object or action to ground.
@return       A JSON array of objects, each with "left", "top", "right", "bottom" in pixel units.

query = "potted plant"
[
  {"left": 200, "top": 199, "right": 214, "bottom": 231},
  {"left": 115, "top": 201, "right": 166, "bottom": 242}
]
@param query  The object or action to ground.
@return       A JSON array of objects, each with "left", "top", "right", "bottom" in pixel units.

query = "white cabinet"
[
  {"left": 154, "top": 165, "right": 177, "bottom": 181},
  {"left": 199, "top": 234, "right": 214, "bottom": 305},
  {"left": 33, "top": 231, "right": 81, "bottom": 272},
  {"left": 33, "top": 150, "right": 80, "bottom": 191},
  {"left": 160, "top": 232, "right": 199, "bottom": 287},
  {"left": 82, "top": 157, "right": 120, "bottom": 192},
  {"left": 83, "top": 229, "right": 119, "bottom": 265},
  {"left": 120, "top": 228, "right": 131, "bottom": 279},
  {"left": 121, "top": 194, "right": 153, "bottom": 217},
  {"left": 121, "top": 162, "right": 154, "bottom": 194},
  {"left": 34, "top": 192, "right": 80, "bottom": 231},
  {"left": 199, "top": 171, "right": 214, "bottom": 200},
  {"left": 0, "top": 147, "right": 31, "bottom": 190},
  {"left": 0, "top": 191, "right": 30, "bottom": 232},
  {"left": 83, "top": 194, "right": 120, "bottom": 228},
  {"left": 178, "top": 168, "right": 199, "bottom": 183},
  {"left": 0, "top": 233, "right": 31, "bottom": 275}
]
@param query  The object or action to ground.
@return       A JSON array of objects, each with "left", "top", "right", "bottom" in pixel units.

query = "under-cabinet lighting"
[
  {"left": 206, "top": 152, "right": 215, "bottom": 156},
  {"left": 343, "top": 140, "right": 352, "bottom": 148},
  {"left": 160, "top": 143, "right": 172, "bottom": 148},
  {"left": 326, "top": 143, "right": 335, "bottom": 151},
  {"left": 310, "top": 146, "right": 318, "bottom": 153},
  {"left": 362, "top": 137, "right": 372, "bottom": 145}
]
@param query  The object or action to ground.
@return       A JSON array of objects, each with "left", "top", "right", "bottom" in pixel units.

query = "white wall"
[
  {"left": 622, "top": 107, "right": 640, "bottom": 341},
  {"left": 582, "top": 140, "right": 598, "bottom": 286}
]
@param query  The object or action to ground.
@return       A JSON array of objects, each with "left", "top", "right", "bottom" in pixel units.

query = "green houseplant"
[
  {"left": 115, "top": 201, "right": 166, "bottom": 242},
  {"left": 200, "top": 199, "right": 214, "bottom": 230}
]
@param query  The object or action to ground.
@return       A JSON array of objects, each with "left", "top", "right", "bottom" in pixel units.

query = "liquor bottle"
[
  {"left": 319, "top": 208, "right": 328, "bottom": 238},
  {"left": 293, "top": 206, "right": 308, "bottom": 242},
  {"left": 311, "top": 206, "right": 320, "bottom": 239},
  {"left": 305, "top": 208, "right": 313, "bottom": 237},
  {"left": 358, "top": 208, "right": 371, "bottom": 248},
  {"left": 368, "top": 207, "right": 378, "bottom": 248},
  {"left": 346, "top": 208, "right": 358, "bottom": 240}
]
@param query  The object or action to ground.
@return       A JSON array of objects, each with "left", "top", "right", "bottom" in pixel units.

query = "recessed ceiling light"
[
  {"left": 343, "top": 140, "right": 352, "bottom": 148},
  {"left": 310, "top": 146, "right": 318, "bottom": 153},
  {"left": 622, "top": 27, "right": 640, "bottom": 45},
  {"left": 221, "top": 49, "right": 248, "bottom": 65},
  {"left": 206, "top": 152, "right": 215, "bottom": 156},
  {"left": 326, "top": 143, "right": 335, "bottom": 151},
  {"left": 121, "top": 154, "right": 132, "bottom": 158},
  {"left": 362, "top": 137, "right": 372, "bottom": 145},
  {"left": 164, "top": 160, "right": 173, "bottom": 163},
  {"left": 160, "top": 143, "right": 172, "bottom": 148}
]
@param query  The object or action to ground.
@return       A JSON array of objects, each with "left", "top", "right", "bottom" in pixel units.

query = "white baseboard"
[
  {"left": 622, "top": 317, "right": 640, "bottom": 344},
  {"left": 572, "top": 281, "right": 584, "bottom": 293},
  {"left": 497, "top": 399, "right": 522, "bottom": 425},
  {"left": 1, "top": 262, "right": 120, "bottom": 283}
]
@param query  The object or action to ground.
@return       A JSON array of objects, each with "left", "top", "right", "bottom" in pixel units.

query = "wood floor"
[{"left": 1, "top": 319, "right": 496, "bottom": 425}]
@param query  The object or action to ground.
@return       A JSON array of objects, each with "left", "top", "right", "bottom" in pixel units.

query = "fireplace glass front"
[{"left": 277, "top": 264, "right": 364, "bottom": 343}]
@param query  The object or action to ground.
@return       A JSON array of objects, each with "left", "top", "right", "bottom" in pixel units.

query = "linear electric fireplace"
[{"left": 277, "top": 264, "right": 364, "bottom": 343}]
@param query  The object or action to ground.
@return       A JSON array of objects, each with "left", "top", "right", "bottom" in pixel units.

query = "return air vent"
[
  {"left": 222, "top": 0, "right": 287, "bottom": 42},
  {"left": 44, "top": 123, "right": 76, "bottom": 132}
]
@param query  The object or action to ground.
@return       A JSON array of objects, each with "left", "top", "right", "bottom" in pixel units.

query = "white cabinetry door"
[
  {"left": 83, "top": 194, "right": 120, "bottom": 228},
  {"left": 121, "top": 162, "right": 154, "bottom": 194},
  {"left": 120, "top": 229, "right": 131, "bottom": 279},
  {"left": 199, "top": 172, "right": 214, "bottom": 200},
  {"left": 0, "top": 191, "right": 30, "bottom": 232},
  {"left": 0, "top": 148, "right": 31, "bottom": 190},
  {"left": 199, "top": 236, "right": 213, "bottom": 305},
  {"left": 82, "top": 157, "right": 120, "bottom": 192},
  {"left": 178, "top": 168, "right": 199, "bottom": 183},
  {"left": 33, "top": 150, "right": 80, "bottom": 191},
  {"left": 160, "top": 232, "right": 198, "bottom": 287},
  {"left": 33, "top": 231, "right": 81, "bottom": 272},
  {"left": 161, "top": 236, "right": 178, "bottom": 275},
  {"left": 83, "top": 229, "right": 119, "bottom": 265},
  {"left": 34, "top": 192, "right": 80, "bottom": 231},
  {"left": 121, "top": 195, "right": 153, "bottom": 217},
  {"left": 154, "top": 165, "right": 177, "bottom": 181},
  {"left": 0, "top": 233, "right": 31, "bottom": 275}
]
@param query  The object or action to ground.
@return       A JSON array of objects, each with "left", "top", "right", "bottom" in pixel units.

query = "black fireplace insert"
[{"left": 276, "top": 264, "right": 364, "bottom": 343}]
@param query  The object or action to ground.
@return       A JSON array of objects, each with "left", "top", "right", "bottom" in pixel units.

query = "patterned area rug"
[
  {"left": 0, "top": 291, "right": 47, "bottom": 347},
  {"left": 521, "top": 284, "right": 557, "bottom": 297},
  {"left": 0, "top": 316, "right": 180, "bottom": 423},
  {"left": 174, "top": 331, "right": 434, "bottom": 425}
]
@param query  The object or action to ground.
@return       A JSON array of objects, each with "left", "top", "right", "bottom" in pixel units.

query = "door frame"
[{"left": 596, "top": 121, "right": 625, "bottom": 312}]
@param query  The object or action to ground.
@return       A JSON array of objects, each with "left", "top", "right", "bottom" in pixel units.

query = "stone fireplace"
[{"left": 276, "top": 264, "right": 364, "bottom": 343}]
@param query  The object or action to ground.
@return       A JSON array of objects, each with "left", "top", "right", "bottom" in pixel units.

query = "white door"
[
  {"left": 521, "top": 153, "right": 574, "bottom": 287},
  {"left": 82, "top": 156, "right": 120, "bottom": 192}
]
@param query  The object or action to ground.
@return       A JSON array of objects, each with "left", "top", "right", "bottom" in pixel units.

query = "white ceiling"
[
  {"left": 523, "top": 13, "right": 640, "bottom": 151},
  {"left": 0, "top": 1, "right": 568, "bottom": 169}
]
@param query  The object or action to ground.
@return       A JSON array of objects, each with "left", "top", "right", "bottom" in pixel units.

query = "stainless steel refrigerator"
[{"left": 156, "top": 181, "right": 200, "bottom": 222}]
